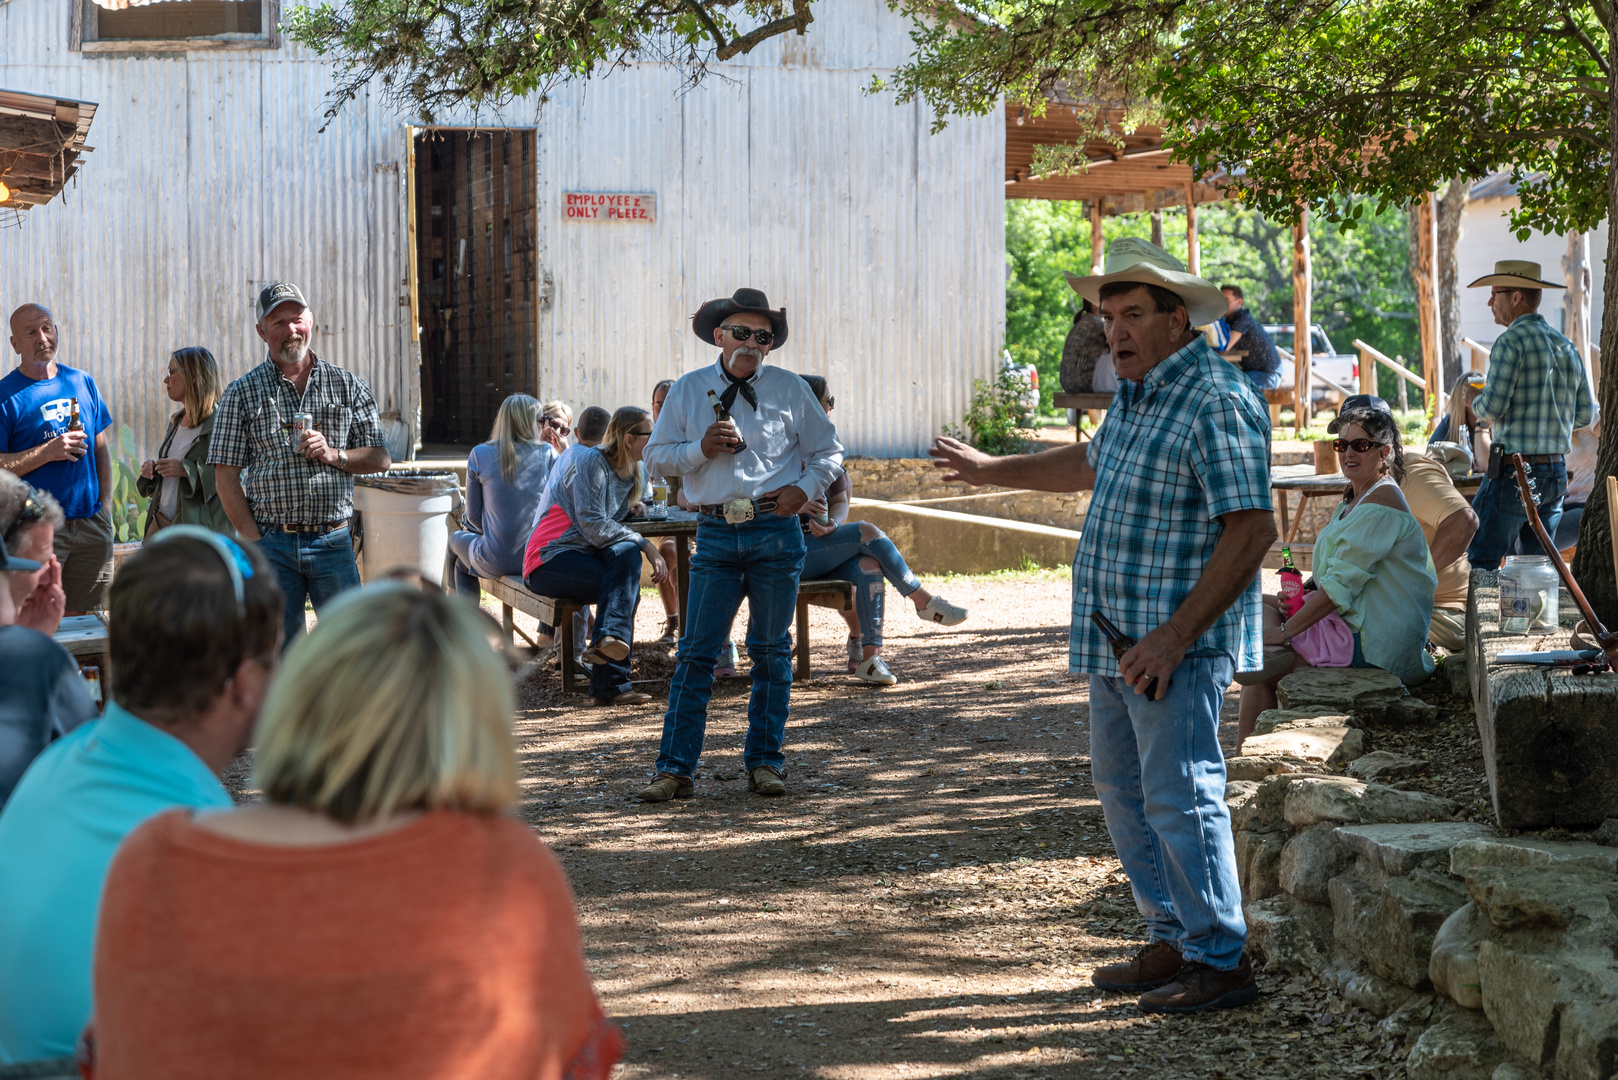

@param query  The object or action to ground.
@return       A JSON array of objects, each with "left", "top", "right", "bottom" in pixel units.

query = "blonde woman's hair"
[
  {"left": 488, "top": 393, "right": 544, "bottom": 484},
  {"left": 540, "top": 400, "right": 574, "bottom": 427},
  {"left": 252, "top": 584, "right": 518, "bottom": 825},
  {"left": 599, "top": 406, "right": 649, "bottom": 481},
  {"left": 171, "top": 347, "right": 222, "bottom": 426}
]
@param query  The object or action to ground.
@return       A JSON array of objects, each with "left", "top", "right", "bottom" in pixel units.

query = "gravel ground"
[{"left": 499, "top": 569, "right": 1452, "bottom": 1080}]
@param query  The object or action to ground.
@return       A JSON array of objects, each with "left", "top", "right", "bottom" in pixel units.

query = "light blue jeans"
[
  {"left": 655, "top": 513, "right": 806, "bottom": 778},
  {"left": 256, "top": 524, "right": 363, "bottom": 646},
  {"left": 1088, "top": 653, "right": 1246, "bottom": 970},
  {"left": 801, "top": 522, "right": 923, "bottom": 648}
]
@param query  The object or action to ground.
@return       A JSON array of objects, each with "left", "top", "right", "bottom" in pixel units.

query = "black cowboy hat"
[{"left": 691, "top": 288, "right": 788, "bottom": 350}]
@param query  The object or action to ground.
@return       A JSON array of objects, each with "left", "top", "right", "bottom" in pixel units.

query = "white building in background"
[
  {"left": 1457, "top": 173, "right": 1607, "bottom": 352},
  {"left": 0, "top": 0, "right": 1004, "bottom": 458}
]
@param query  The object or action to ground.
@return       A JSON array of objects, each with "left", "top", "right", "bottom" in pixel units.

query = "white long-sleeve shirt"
[{"left": 644, "top": 358, "right": 843, "bottom": 506}]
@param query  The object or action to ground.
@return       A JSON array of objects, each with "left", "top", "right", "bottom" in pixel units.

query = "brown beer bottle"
[
  {"left": 67, "top": 398, "right": 83, "bottom": 432},
  {"left": 706, "top": 389, "right": 747, "bottom": 453}
]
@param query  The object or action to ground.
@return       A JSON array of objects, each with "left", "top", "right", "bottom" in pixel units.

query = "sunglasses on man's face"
[
  {"left": 544, "top": 416, "right": 571, "bottom": 436},
  {"left": 1333, "top": 438, "right": 1385, "bottom": 454},
  {"left": 721, "top": 325, "right": 775, "bottom": 347}
]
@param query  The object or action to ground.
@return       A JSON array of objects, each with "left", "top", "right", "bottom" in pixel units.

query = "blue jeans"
[
  {"left": 655, "top": 513, "right": 806, "bottom": 778},
  {"left": 1244, "top": 369, "right": 1282, "bottom": 390},
  {"left": 447, "top": 529, "right": 502, "bottom": 596},
  {"left": 801, "top": 522, "right": 924, "bottom": 648},
  {"left": 525, "top": 543, "right": 641, "bottom": 699},
  {"left": 1467, "top": 461, "right": 1567, "bottom": 570},
  {"left": 1089, "top": 653, "right": 1246, "bottom": 970},
  {"left": 256, "top": 524, "right": 363, "bottom": 646}
]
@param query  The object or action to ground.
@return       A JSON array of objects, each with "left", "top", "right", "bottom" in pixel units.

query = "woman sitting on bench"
[
  {"left": 447, "top": 394, "right": 557, "bottom": 596},
  {"left": 524, "top": 407, "right": 669, "bottom": 707}
]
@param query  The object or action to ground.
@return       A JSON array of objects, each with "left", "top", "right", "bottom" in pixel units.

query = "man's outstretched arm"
[{"left": 929, "top": 436, "right": 1095, "bottom": 492}]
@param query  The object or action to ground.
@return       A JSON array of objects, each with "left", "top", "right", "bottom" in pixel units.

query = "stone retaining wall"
[{"left": 1232, "top": 665, "right": 1618, "bottom": 1080}]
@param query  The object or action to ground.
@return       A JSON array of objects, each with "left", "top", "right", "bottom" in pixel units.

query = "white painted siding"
[{"left": 0, "top": 0, "right": 1003, "bottom": 459}]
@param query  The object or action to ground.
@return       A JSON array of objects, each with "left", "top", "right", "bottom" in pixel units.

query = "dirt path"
[{"left": 508, "top": 571, "right": 1420, "bottom": 1080}]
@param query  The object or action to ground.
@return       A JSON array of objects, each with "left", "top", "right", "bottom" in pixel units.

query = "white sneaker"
[
  {"left": 917, "top": 595, "right": 968, "bottom": 626},
  {"left": 854, "top": 655, "right": 898, "bottom": 685}
]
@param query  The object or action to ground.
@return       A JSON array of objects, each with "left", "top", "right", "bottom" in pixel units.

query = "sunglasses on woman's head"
[
  {"left": 720, "top": 325, "right": 775, "bottom": 347},
  {"left": 1333, "top": 438, "right": 1385, "bottom": 453}
]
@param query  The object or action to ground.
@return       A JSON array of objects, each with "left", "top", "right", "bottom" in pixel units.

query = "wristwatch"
[{"left": 337, "top": 449, "right": 350, "bottom": 470}]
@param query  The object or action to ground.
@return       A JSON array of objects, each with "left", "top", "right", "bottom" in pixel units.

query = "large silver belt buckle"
[{"left": 723, "top": 498, "right": 755, "bottom": 524}]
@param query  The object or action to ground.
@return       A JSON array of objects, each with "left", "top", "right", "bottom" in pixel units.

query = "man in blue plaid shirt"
[
  {"left": 934, "top": 239, "right": 1274, "bottom": 1014},
  {"left": 1461, "top": 259, "right": 1595, "bottom": 569}
]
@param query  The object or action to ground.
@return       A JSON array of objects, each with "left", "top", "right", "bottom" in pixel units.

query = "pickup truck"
[{"left": 1263, "top": 323, "right": 1359, "bottom": 403}]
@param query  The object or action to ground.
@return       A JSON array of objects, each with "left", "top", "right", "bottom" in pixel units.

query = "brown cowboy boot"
[
  {"left": 1090, "top": 941, "right": 1183, "bottom": 992},
  {"left": 1138, "top": 956, "right": 1259, "bottom": 1014}
]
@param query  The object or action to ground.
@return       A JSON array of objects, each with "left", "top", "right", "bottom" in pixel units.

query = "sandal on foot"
[
  {"left": 917, "top": 595, "right": 968, "bottom": 626},
  {"left": 846, "top": 636, "right": 864, "bottom": 674},
  {"left": 854, "top": 655, "right": 897, "bottom": 686}
]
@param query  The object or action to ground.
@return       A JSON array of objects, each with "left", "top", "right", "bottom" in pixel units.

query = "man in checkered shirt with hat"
[
  {"left": 932, "top": 238, "right": 1275, "bottom": 1014},
  {"left": 209, "top": 282, "right": 391, "bottom": 643}
]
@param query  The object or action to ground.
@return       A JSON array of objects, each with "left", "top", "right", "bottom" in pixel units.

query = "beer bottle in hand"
[
  {"left": 706, "top": 389, "right": 747, "bottom": 453},
  {"left": 67, "top": 398, "right": 83, "bottom": 432},
  {"left": 1279, "top": 544, "right": 1305, "bottom": 618}
]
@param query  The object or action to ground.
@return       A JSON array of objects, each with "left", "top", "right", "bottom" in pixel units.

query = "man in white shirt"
[{"left": 639, "top": 288, "right": 843, "bottom": 801}]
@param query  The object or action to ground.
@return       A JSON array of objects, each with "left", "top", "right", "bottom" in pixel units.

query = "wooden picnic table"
[
  {"left": 1272, "top": 466, "right": 1487, "bottom": 543},
  {"left": 623, "top": 509, "right": 699, "bottom": 634}
]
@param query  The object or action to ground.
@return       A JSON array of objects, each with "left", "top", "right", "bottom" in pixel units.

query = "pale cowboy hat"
[
  {"left": 691, "top": 287, "right": 788, "bottom": 350},
  {"left": 1467, "top": 260, "right": 1564, "bottom": 290},
  {"left": 1063, "top": 237, "right": 1229, "bottom": 328}
]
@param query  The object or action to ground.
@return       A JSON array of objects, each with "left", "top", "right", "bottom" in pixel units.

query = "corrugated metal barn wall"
[{"left": 0, "top": 0, "right": 1002, "bottom": 460}]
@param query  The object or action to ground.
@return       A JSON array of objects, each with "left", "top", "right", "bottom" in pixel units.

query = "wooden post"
[
  {"left": 1293, "top": 210, "right": 1312, "bottom": 433},
  {"left": 1090, "top": 200, "right": 1104, "bottom": 275},
  {"left": 1413, "top": 191, "right": 1443, "bottom": 432},
  {"left": 1564, "top": 230, "right": 1594, "bottom": 390},
  {"left": 1357, "top": 344, "right": 1371, "bottom": 397},
  {"left": 1184, "top": 184, "right": 1200, "bottom": 277},
  {"left": 1151, "top": 208, "right": 1163, "bottom": 247},
  {"left": 404, "top": 126, "right": 421, "bottom": 344}
]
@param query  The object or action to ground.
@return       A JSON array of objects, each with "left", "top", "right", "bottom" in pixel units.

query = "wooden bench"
[
  {"left": 1263, "top": 387, "right": 1291, "bottom": 426},
  {"left": 481, "top": 575, "right": 854, "bottom": 689}
]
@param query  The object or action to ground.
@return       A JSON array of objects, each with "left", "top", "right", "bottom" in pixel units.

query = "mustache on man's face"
[{"left": 732, "top": 347, "right": 763, "bottom": 363}]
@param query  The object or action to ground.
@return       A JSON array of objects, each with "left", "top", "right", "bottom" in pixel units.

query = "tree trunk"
[
  {"left": 1564, "top": 230, "right": 1593, "bottom": 381},
  {"left": 1572, "top": 11, "right": 1618, "bottom": 627},
  {"left": 1294, "top": 211, "right": 1312, "bottom": 432},
  {"left": 1437, "top": 177, "right": 1469, "bottom": 389},
  {"left": 1411, "top": 192, "right": 1443, "bottom": 430}
]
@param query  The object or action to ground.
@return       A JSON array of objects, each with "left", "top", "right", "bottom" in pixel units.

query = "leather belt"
[
  {"left": 1512, "top": 454, "right": 1564, "bottom": 464},
  {"left": 267, "top": 518, "right": 350, "bottom": 534},
  {"left": 699, "top": 499, "right": 779, "bottom": 517}
]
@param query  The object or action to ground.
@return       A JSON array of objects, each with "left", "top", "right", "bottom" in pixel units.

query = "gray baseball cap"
[
  {"left": 257, "top": 282, "right": 308, "bottom": 321},
  {"left": 1327, "top": 394, "right": 1394, "bottom": 433}
]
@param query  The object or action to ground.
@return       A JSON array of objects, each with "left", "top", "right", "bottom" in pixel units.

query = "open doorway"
[{"left": 413, "top": 129, "right": 538, "bottom": 445}]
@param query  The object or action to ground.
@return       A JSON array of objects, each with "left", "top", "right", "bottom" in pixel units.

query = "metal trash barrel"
[{"left": 352, "top": 471, "right": 460, "bottom": 585}]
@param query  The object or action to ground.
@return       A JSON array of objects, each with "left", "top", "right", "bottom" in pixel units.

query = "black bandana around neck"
[{"left": 718, "top": 356, "right": 759, "bottom": 412}]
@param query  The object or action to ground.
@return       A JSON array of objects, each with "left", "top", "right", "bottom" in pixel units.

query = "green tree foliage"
[
  {"left": 1005, "top": 199, "right": 1418, "bottom": 412},
  {"left": 285, "top": 0, "right": 812, "bottom": 120}
]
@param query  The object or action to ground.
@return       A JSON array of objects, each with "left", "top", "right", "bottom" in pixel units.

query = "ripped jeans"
[{"left": 800, "top": 522, "right": 922, "bottom": 648}]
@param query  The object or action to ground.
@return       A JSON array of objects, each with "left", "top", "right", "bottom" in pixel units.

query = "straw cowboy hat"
[
  {"left": 1467, "top": 260, "right": 1564, "bottom": 290},
  {"left": 691, "top": 287, "right": 789, "bottom": 350},
  {"left": 1063, "top": 237, "right": 1229, "bottom": 328}
]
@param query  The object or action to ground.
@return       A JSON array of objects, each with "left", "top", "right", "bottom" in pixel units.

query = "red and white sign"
[{"left": 564, "top": 192, "right": 657, "bottom": 222}]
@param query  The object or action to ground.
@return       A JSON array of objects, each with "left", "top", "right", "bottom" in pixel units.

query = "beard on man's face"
[{"left": 275, "top": 334, "right": 309, "bottom": 366}]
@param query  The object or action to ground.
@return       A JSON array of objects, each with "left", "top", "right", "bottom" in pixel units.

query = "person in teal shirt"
[{"left": 0, "top": 528, "right": 281, "bottom": 1063}]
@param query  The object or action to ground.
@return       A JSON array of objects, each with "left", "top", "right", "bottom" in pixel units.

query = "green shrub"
[
  {"left": 108, "top": 424, "right": 145, "bottom": 542},
  {"left": 945, "top": 369, "right": 1029, "bottom": 456}
]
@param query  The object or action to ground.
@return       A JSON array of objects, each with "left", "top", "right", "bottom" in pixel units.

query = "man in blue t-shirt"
[{"left": 0, "top": 306, "right": 114, "bottom": 613}]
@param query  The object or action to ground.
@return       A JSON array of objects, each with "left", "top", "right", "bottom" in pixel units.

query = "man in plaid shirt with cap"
[
  {"left": 1460, "top": 259, "right": 1595, "bottom": 569},
  {"left": 210, "top": 283, "right": 391, "bottom": 643},
  {"left": 932, "top": 239, "right": 1275, "bottom": 1014}
]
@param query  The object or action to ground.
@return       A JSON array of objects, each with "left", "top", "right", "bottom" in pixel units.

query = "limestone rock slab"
[
  {"left": 1224, "top": 779, "right": 1258, "bottom": 807},
  {"left": 1478, "top": 941, "right": 1577, "bottom": 1066},
  {"left": 1555, "top": 996, "right": 1618, "bottom": 1080},
  {"left": 1243, "top": 726, "right": 1363, "bottom": 767},
  {"left": 1279, "top": 823, "right": 1353, "bottom": 904},
  {"left": 1244, "top": 894, "right": 1334, "bottom": 975},
  {"left": 1387, "top": 696, "right": 1441, "bottom": 725},
  {"left": 1330, "top": 873, "right": 1379, "bottom": 963},
  {"left": 1283, "top": 775, "right": 1463, "bottom": 828},
  {"left": 1358, "top": 871, "right": 1471, "bottom": 989},
  {"left": 1230, "top": 774, "right": 1291, "bottom": 833},
  {"left": 1251, "top": 707, "right": 1352, "bottom": 737},
  {"left": 1349, "top": 750, "right": 1430, "bottom": 783},
  {"left": 1234, "top": 828, "right": 1286, "bottom": 902},
  {"left": 1450, "top": 836, "right": 1618, "bottom": 878},
  {"left": 1465, "top": 865, "right": 1592, "bottom": 931},
  {"left": 1277, "top": 666, "right": 1409, "bottom": 718},
  {"left": 1225, "top": 755, "right": 1314, "bottom": 782},
  {"left": 1336, "top": 822, "right": 1493, "bottom": 878},
  {"left": 1324, "top": 961, "right": 1419, "bottom": 1017},
  {"left": 1429, "top": 902, "right": 1489, "bottom": 1010},
  {"left": 1406, "top": 1005, "right": 1504, "bottom": 1080}
]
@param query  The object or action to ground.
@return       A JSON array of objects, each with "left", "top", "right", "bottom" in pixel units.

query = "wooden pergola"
[
  {"left": 0, "top": 88, "right": 98, "bottom": 221},
  {"left": 1010, "top": 101, "right": 1451, "bottom": 433}
]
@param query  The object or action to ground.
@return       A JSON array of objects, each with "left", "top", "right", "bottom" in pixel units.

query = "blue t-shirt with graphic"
[{"left": 0, "top": 365, "right": 111, "bottom": 519}]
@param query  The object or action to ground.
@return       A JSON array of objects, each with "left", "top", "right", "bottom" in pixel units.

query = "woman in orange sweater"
[{"left": 88, "top": 584, "right": 623, "bottom": 1080}]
